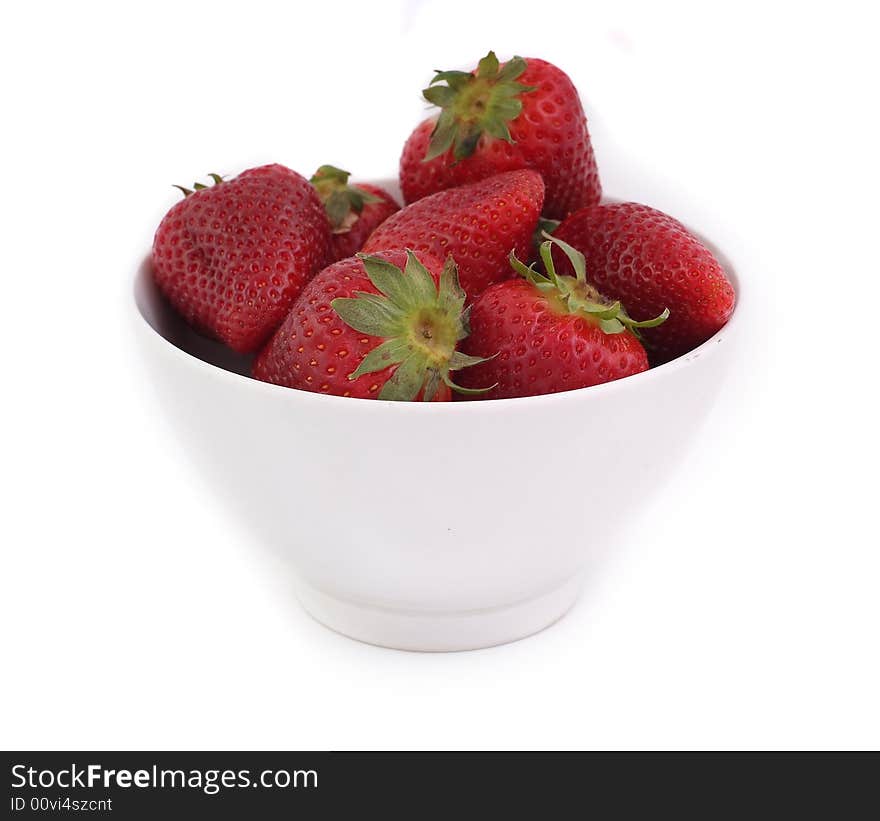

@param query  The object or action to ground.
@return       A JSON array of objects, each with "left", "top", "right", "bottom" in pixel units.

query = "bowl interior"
[
  {"left": 135, "top": 185, "right": 741, "bottom": 389},
  {"left": 135, "top": 265, "right": 255, "bottom": 377}
]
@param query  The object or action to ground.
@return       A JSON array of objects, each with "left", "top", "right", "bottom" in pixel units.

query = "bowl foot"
[{"left": 293, "top": 575, "right": 583, "bottom": 652}]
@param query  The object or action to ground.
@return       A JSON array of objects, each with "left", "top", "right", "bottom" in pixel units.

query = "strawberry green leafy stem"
[
  {"left": 331, "top": 252, "right": 495, "bottom": 401},
  {"left": 510, "top": 233, "right": 670, "bottom": 336},
  {"left": 173, "top": 173, "right": 224, "bottom": 197},
  {"left": 309, "top": 165, "right": 383, "bottom": 233},
  {"left": 532, "top": 217, "right": 560, "bottom": 252},
  {"left": 422, "top": 50, "right": 536, "bottom": 162}
]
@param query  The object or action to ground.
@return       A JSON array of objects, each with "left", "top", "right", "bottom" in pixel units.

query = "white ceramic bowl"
[{"left": 133, "top": 183, "right": 741, "bottom": 651}]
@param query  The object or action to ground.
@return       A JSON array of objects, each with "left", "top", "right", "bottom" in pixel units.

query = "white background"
[{"left": 2, "top": 0, "right": 878, "bottom": 750}]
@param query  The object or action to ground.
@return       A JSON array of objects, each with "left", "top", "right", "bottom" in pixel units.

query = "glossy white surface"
[{"left": 132, "top": 200, "right": 741, "bottom": 650}]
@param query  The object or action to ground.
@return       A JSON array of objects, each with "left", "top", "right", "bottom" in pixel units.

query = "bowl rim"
[{"left": 133, "top": 221, "right": 742, "bottom": 413}]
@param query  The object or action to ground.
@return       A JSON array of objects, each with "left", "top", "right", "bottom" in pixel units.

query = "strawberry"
[
  {"left": 399, "top": 51, "right": 600, "bottom": 220},
  {"left": 457, "top": 235, "right": 668, "bottom": 399},
  {"left": 309, "top": 165, "right": 400, "bottom": 262},
  {"left": 552, "top": 203, "right": 736, "bottom": 364},
  {"left": 252, "top": 249, "right": 487, "bottom": 401},
  {"left": 151, "top": 164, "right": 331, "bottom": 353},
  {"left": 362, "top": 169, "right": 545, "bottom": 298}
]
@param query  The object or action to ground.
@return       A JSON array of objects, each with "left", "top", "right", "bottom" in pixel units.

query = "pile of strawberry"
[{"left": 151, "top": 52, "right": 735, "bottom": 401}]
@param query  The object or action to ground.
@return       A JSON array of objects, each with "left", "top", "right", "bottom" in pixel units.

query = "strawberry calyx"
[
  {"left": 532, "top": 217, "right": 561, "bottom": 255},
  {"left": 331, "top": 252, "right": 494, "bottom": 401},
  {"left": 422, "top": 51, "right": 536, "bottom": 162},
  {"left": 309, "top": 165, "right": 383, "bottom": 233},
  {"left": 510, "top": 233, "right": 670, "bottom": 336},
  {"left": 173, "top": 173, "right": 223, "bottom": 198}
]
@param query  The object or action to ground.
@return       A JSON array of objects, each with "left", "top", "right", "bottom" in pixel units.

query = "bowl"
[{"left": 133, "top": 182, "right": 741, "bottom": 651}]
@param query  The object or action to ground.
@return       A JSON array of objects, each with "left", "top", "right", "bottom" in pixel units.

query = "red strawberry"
[
  {"left": 362, "top": 169, "right": 544, "bottom": 298},
  {"left": 553, "top": 203, "right": 736, "bottom": 364},
  {"left": 253, "top": 249, "right": 487, "bottom": 401},
  {"left": 457, "top": 235, "right": 667, "bottom": 399},
  {"left": 152, "top": 164, "right": 331, "bottom": 353},
  {"left": 400, "top": 51, "right": 600, "bottom": 220},
  {"left": 310, "top": 165, "right": 400, "bottom": 262}
]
